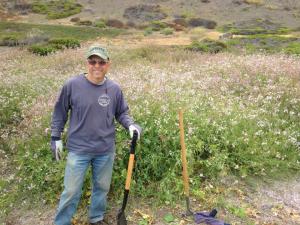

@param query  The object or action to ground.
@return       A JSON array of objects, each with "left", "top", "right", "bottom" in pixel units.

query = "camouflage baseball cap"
[{"left": 86, "top": 44, "right": 109, "bottom": 61}]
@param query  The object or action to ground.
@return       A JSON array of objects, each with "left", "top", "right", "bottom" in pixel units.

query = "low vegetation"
[
  {"left": 186, "top": 39, "right": 227, "bottom": 53},
  {"left": 123, "top": 4, "right": 167, "bottom": 23},
  {"left": 28, "top": 38, "right": 80, "bottom": 55},
  {"left": 188, "top": 18, "right": 217, "bottom": 29},
  {"left": 0, "top": 21, "right": 124, "bottom": 44},
  {"left": 31, "top": 0, "right": 82, "bottom": 19},
  {"left": 221, "top": 19, "right": 291, "bottom": 35},
  {"left": 0, "top": 21, "right": 125, "bottom": 55},
  {"left": 1, "top": 46, "right": 299, "bottom": 223},
  {"left": 226, "top": 34, "right": 300, "bottom": 54}
]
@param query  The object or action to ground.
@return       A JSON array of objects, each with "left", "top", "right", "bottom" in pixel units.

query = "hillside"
[
  {"left": 1, "top": 0, "right": 300, "bottom": 29},
  {"left": 0, "top": 1, "right": 300, "bottom": 225}
]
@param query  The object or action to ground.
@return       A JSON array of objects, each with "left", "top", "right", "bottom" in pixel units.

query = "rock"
[
  {"left": 166, "top": 22, "right": 185, "bottom": 31},
  {"left": 106, "top": 19, "right": 124, "bottom": 29},
  {"left": 173, "top": 18, "right": 188, "bottom": 27},
  {"left": 232, "top": 0, "right": 243, "bottom": 5},
  {"left": 188, "top": 18, "right": 217, "bottom": 29},
  {"left": 123, "top": 4, "right": 167, "bottom": 22},
  {"left": 219, "top": 33, "right": 233, "bottom": 40}
]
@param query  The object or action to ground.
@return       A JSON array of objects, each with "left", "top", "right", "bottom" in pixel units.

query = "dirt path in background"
[{"left": 87, "top": 30, "right": 222, "bottom": 48}]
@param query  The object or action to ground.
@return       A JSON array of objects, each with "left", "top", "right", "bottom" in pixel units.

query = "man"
[{"left": 50, "top": 44, "right": 141, "bottom": 225}]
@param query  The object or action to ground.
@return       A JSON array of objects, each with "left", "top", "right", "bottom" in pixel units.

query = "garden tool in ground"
[
  {"left": 117, "top": 131, "right": 138, "bottom": 225},
  {"left": 178, "top": 109, "right": 230, "bottom": 225}
]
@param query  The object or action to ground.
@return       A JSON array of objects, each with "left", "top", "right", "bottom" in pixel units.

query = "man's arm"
[
  {"left": 115, "top": 90, "right": 142, "bottom": 138},
  {"left": 51, "top": 84, "right": 71, "bottom": 139},
  {"left": 50, "top": 84, "right": 71, "bottom": 161},
  {"left": 115, "top": 90, "right": 134, "bottom": 129}
]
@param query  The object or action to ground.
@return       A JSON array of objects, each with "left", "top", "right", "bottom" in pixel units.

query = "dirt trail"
[
  {"left": 4, "top": 175, "right": 300, "bottom": 225},
  {"left": 221, "top": 176, "right": 300, "bottom": 224},
  {"left": 88, "top": 30, "right": 223, "bottom": 48}
]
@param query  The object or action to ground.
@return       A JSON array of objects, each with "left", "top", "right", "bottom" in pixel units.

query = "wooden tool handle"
[
  {"left": 125, "top": 154, "right": 135, "bottom": 190},
  {"left": 179, "top": 109, "right": 190, "bottom": 197}
]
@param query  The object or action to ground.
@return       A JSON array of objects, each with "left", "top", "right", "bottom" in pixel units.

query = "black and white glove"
[{"left": 129, "top": 124, "right": 142, "bottom": 140}]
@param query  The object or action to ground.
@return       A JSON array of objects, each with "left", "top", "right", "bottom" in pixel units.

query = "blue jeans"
[{"left": 54, "top": 151, "right": 115, "bottom": 225}]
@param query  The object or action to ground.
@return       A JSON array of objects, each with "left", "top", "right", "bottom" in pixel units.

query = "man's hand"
[
  {"left": 129, "top": 124, "right": 141, "bottom": 140},
  {"left": 51, "top": 137, "right": 63, "bottom": 161}
]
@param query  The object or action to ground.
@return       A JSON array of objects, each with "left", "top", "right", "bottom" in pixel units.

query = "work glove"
[
  {"left": 129, "top": 124, "right": 142, "bottom": 140},
  {"left": 50, "top": 137, "right": 63, "bottom": 161}
]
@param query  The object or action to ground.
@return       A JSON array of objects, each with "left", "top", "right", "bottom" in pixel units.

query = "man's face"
[{"left": 87, "top": 55, "right": 110, "bottom": 82}]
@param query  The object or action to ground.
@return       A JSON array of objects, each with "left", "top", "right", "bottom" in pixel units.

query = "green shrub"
[
  {"left": 28, "top": 38, "right": 80, "bottom": 55},
  {"left": 144, "top": 27, "right": 153, "bottom": 36},
  {"left": 31, "top": 2, "right": 48, "bottom": 14},
  {"left": 150, "top": 20, "right": 167, "bottom": 31},
  {"left": 186, "top": 39, "right": 227, "bottom": 53},
  {"left": 31, "top": 0, "right": 82, "bottom": 19},
  {"left": 160, "top": 27, "right": 174, "bottom": 35},
  {"left": 0, "top": 35, "right": 20, "bottom": 46},
  {"left": 28, "top": 44, "right": 58, "bottom": 56},
  {"left": 48, "top": 38, "right": 80, "bottom": 49},
  {"left": 283, "top": 42, "right": 300, "bottom": 55},
  {"left": 94, "top": 20, "right": 106, "bottom": 28}
]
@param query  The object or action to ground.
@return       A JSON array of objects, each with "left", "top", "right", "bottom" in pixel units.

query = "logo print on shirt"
[{"left": 98, "top": 94, "right": 110, "bottom": 107}]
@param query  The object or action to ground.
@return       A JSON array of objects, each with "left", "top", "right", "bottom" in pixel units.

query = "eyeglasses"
[{"left": 88, "top": 59, "right": 108, "bottom": 66}]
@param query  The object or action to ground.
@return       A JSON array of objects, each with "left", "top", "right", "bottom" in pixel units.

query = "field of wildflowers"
[{"left": 0, "top": 44, "right": 299, "bottom": 224}]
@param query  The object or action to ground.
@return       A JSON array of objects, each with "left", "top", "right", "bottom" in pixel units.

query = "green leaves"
[{"left": 163, "top": 213, "right": 175, "bottom": 223}]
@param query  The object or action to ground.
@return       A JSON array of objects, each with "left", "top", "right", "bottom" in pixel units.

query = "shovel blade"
[{"left": 117, "top": 210, "right": 127, "bottom": 225}]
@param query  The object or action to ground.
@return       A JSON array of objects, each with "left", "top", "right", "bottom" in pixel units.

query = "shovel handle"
[
  {"left": 125, "top": 131, "right": 138, "bottom": 190},
  {"left": 179, "top": 109, "right": 190, "bottom": 197}
]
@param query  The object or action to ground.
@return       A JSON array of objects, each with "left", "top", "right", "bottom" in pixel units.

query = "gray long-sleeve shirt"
[{"left": 51, "top": 74, "right": 134, "bottom": 154}]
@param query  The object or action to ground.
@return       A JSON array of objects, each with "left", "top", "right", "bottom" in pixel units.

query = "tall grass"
[{"left": 0, "top": 45, "right": 299, "bottom": 220}]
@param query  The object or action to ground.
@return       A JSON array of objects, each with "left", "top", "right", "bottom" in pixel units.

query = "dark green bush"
[
  {"left": 28, "top": 44, "right": 58, "bottom": 56},
  {"left": 150, "top": 20, "right": 167, "bottom": 31},
  {"left": 28, "top": 38, "right": 80, "bottom": 55},
  {"left": 77, "top": 20, "right": 93, "bottom": 26},
  {"left": 94, "top": 20, "right": 106, "bottom": 28},
  {"left": 160, "top": 27, "right": 174, "bottom": 35},
  {"left": 48, "top": 38, "right": 80, "bottom": 49},
  {"left": 0, "top": 36, "right": 20, "bottom": 46},
  {"left": 186, "top": 39, "right": 227, "bottom": 53}
]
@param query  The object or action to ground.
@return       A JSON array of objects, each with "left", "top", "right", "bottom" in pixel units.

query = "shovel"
[
  {"left": 117, "top": 131, "right": 138, "bottom": 225},
  {"left": 178, "top": 109, "right": 230, "bottom": 225},
  {"left": 178, "top": 109, "right": 193, "bottom": 217}
]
